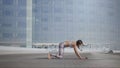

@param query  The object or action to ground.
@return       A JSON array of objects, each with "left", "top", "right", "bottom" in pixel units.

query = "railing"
[{"left": 33, "top": 43, "right": 118, "bottom": 52}]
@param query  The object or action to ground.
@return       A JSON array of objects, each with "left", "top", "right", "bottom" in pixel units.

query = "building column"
[{"left": 26, "top": 0, "right": 32, "bottom": 48}]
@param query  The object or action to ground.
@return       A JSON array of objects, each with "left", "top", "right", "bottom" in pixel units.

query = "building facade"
[
  {"left": 0, "top": 0, "right": 120, "bottom": 49},
  {"left": 0, "top": 0, "right": 26, "bottom": 47},
  {"left": 33, "top": 0, "right": 120, "bottom": 50}
]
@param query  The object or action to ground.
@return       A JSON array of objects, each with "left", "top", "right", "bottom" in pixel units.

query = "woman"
[{"left": 48, "top": 40, "right": 88, "bottom": 60}]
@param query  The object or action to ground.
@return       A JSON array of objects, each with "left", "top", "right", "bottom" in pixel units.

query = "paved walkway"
[{"left": 0, "top": 53, "right": 120, "bottom": 68}]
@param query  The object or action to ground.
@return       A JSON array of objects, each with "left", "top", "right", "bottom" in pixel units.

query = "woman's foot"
[
  {"left": 53, "top": 55, "right": 63, "bottom": 59},
  {"left": 48, "top": 53, "right": 51, "bottom": 60}
]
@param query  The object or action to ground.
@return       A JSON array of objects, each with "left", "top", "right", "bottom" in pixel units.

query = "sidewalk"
[
  {"left": 0, "top": 46, "right": 48, "bottom": 55},
  {"left": 0, "top": 52, "right": 120, "bottom": 68}
]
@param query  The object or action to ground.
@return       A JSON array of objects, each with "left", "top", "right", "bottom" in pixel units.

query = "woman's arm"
[
  {"left": 73, "top": 45, "right": 82, "bottom": 59},
  {"left": 73, "top": 45, "right": 87, "bottom": 59}
]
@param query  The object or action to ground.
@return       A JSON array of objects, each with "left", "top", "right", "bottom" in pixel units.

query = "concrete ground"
[{"left": 0, "top": 53, "right": 120, "bottom": 68}]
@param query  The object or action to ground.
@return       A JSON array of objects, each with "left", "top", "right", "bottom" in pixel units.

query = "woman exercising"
[{"left": 48, "top": 40, "right": 88, "bottom": 60}]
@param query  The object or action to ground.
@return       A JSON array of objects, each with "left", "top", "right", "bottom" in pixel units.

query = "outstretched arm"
[
  {"left": 73, "top": 45, "right": 82, "bottom": 59},
  {"left": 73, "top": 45, "right": 87, "bottom": 59}
]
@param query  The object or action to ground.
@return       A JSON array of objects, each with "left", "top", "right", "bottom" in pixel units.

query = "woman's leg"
[
  {"left": 57, "top": 42, "right": 64, "bottom": 58},
  {"left": 48, "top": 42, "right": 64, "bottom": 59}
]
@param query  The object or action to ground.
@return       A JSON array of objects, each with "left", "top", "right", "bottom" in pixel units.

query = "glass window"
[
  {"left": 54, "top": 8, "right": 63, "bottom": 13},
  {"left": 2, "top": 9, "right": 13, "bottom": 16},
  {"left": 2, "top": 23, "right": 12, "bottom": 27},
  {"left": 17, "top": 33, "right": 26, "bottom": 38},
  {"left": 17, "top": 21, "right": 26, "bottom": 27},
  {"left": 2, "top": 0, "right": 13, "bottom": 5},
  {"left": 33, "top": 0, "right": 37, "bottom": 4},
  {"left": 33, "top": 8, "right": 38, "bottom": 13},
  {"left": 42, "top": 9, "right": 49, "bottom": 13},
  {"left": 0, "top": 10, "right": 2, "bottom": 16},
  {"left": 18, "top": 10, "right": 26, "bottom": 17},
  {"left": 41, "top": 17, "right": 48, "bottom": 22},
  {"left": 3, "top": 33, "right": 13, "bottom": 38},
  {"left": 65, "top": 0, "right": 73, "bottom": 5},
  {"left": 41, "top": 8, "right": 51, "bottom": 13},
  {"left": 55, "top": 17, "right": 62, "bottom": 22},
  {"left": 66, "top": 9, "right": 73, "bottom": 13},
  {"left": 42, "top": 26, "right": 48, "bottom": 31},
  {"left": 0, "top": 0, "right": 2, "bottom": 4},
  {"left": 108, "top": 12, "right": 114, "bottom": 16},
  {"left": 18, "top": 0, "right": 26, "bottom": 6},
  {"left": 41, "top": 0, "right": 50, "bottom": 4}
]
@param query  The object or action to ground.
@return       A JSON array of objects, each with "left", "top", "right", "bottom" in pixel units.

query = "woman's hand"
[{"left": 80, "top": 57, "right": 88, "bottom": 60}]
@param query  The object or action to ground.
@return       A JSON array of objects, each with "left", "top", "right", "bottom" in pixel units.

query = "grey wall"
[
  {"left": 33, "top": 0, "right": 120, "bottom": 45},
  {"left": 0, "top": 0, "right": 26, "bottom": 47},
  {"left": 0, "top": 0, "right": 120, "bottom": 49}
]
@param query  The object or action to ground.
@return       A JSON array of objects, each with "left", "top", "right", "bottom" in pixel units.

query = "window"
[
  {"left": 0, "top": 10, "right": 2, "bottom": 16},
  {"left": 41, "top": 0, "right": 50, "bottom": 4},
  {"left": 16, "top": 33, "right": 26, "bottom": 38},
  {"left": 55, "top": 17, "right": 62, "bottom": 22},
  {"left": 33, "top": 0, "right": 37, "bottom": 4},
  {"left": 33, "top": 8, "right": 38, "bottom": 13},
  {"left": 17, "top": 21, "right": 26, "bottom": 28},
  {"left": 108, "top": 12, "right": 114, "bottom": 16},
  {"left": 41, "top": 8, "right": 51, "bottom": 13},
  {"left": 2, "top": 0, "right": 13, "bottom": 5},
  {"left": 18, "top": 10, "right": 26, "bottom": 17},
  {"left": 66, "top": 9, "right": 73, "bottom": 13},
  {"left": 2, "top": 23, "right": 12, "bottom": 27},
  {"left": 18, "top": 0, "right": 26, "bottom": 6},
  {"left": 41, "top": 17, "right": 48, "bottom": 22},
  {"left": 65, "top": 0, "right": 73, "bottom": 5},
  {"left": 3, "top": 33, "right": 13, "bottom": 38},
  {"left": 2, "top": 9, "right": 14, "bottom": 16},
  {"left": 42, "top": 9, "right": 49, "bottom": 13},
  {"left": 0, "top": 0, "right": 2, "bottom": 4},
  {"left": 0, "top": 23, "right": 1, "bottom": 27},
  {"left": 42, "top": 27, "right": 48, "bottom": 31},
  {"left": 54, "top": 8, "right": 63, "bottom": 13}
]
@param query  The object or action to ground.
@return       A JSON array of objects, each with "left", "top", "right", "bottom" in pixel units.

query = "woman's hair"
[{"left": 76, "top": 40, "right": 83, "bottom": 48}]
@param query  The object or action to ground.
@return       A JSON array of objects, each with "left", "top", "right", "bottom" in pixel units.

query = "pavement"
[
  {"left": 0, "top": 46, "right": 48, "bottom": 55},
  {"left": 0, "top": 53, "right": 120, "bottom": 68}
]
